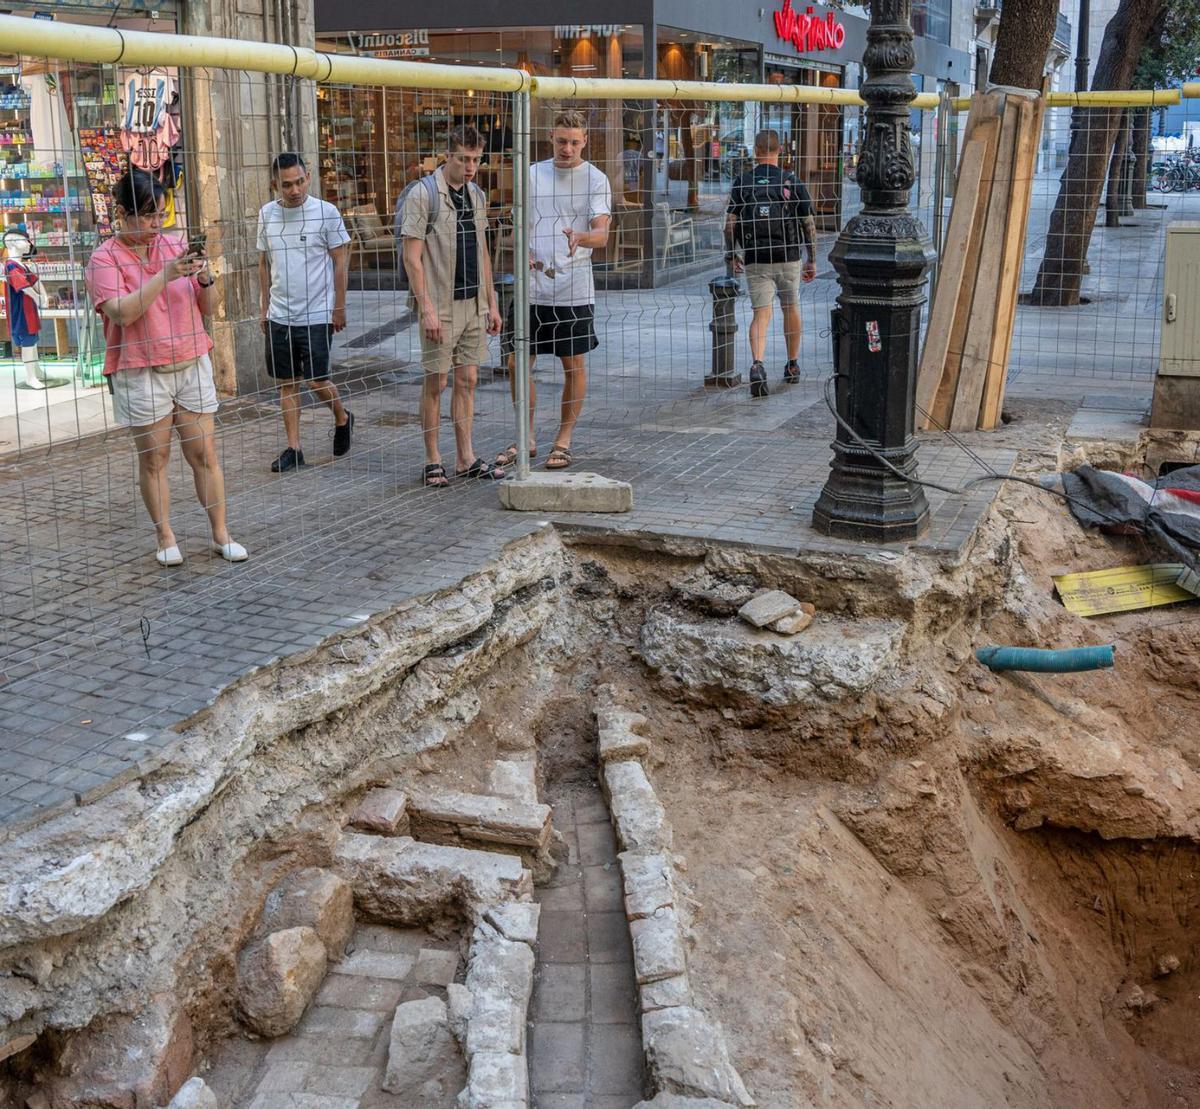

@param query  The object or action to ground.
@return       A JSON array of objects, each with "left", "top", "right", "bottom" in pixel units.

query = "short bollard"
[{"left": 707, "top": 276, "right": 742, "bottom": 388}]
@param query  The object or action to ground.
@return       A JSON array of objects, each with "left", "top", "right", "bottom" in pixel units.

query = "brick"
[
  {"left": 337, "top": 949, "right": 416, "bottom": 981},
  {"left": 347, "top": 788, "right": 409, "bottom": 835},
  {"left": 296, "top": 1005, "right": 385, "bottom": 1039},
  {"left": 414, "top": 947, "right": 460, "bottom": 987}
]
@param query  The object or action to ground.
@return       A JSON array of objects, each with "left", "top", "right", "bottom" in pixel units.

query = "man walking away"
[
  {"left": 496, "top": 109, "right": 611, "bottom": 472},
  {"left": 401, "top": 126, "right": 504, "bottom": 487},
  {"left": 724, "top": 129, "right": 817, "bottom": 399},
  {"left": 258, "top": 152, "right": 354, "bottom": 472}
]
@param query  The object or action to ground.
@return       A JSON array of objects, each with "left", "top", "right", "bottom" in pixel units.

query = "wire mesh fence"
[{"left": 0, "top": 15, "right": 1198, "bottom": 817}]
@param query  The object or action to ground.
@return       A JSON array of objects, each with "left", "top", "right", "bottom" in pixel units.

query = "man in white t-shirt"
[
  {"left": 258, "top": 152, "right": 353, "bottom": 472},
  {"left": 497, "top": 110, "right": 611, "bottom": 472}
]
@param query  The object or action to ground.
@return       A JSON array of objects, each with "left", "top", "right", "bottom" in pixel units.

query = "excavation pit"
[{"left": 2, "top": 482, "right": 1199, "bottom": 1108}]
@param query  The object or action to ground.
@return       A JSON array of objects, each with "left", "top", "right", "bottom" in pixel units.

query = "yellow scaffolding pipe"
[
  {"left": 1184, "top": 83, "right": 1200, "bottom": 99},
  {"left": 951, "top": 88, "right": 1182, "bottom": 111},
  {"left": 0, "top": 15, "right": 1178, "bottom": 111},
  {"left": 0, "top": 13, "right": 936, "bottom": 106}
]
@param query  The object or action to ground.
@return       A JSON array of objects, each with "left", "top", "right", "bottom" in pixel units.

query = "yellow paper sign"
[{"left": 1053, "top": 564, "right": 1197, "bottom": 617}]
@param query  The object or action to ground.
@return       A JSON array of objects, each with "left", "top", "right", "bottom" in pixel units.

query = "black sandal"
[
  {"left": 423, "top": 463, "right": 449, "bottom": 488},
  {"left": 457, "top": 457, "right": 506, "bottom": 481}
]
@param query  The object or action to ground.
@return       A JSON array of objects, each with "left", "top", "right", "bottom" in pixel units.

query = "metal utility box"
[{"left": 1151, "top": 222, "right": 1200, "bottom": 429}]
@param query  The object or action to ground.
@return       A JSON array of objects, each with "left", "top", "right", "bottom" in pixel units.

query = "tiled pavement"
[
  {"left": 530, "top": 788, "right": 644, "bottom": 1108},
  {"left": 205, "top": 922, "right": 464, "bottom": 1107},
  {"left": 0, "top": 356, "right": 1023, "bottom": 837}
]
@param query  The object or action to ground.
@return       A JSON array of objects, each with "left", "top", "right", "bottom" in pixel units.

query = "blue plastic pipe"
[{"left": 975, "top": 644, "right": 1116, "bottom": 672}]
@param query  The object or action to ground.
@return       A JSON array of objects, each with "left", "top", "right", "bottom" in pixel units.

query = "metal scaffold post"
[{"left": 512, "top": 87, "right": 532, "bottom": 482}]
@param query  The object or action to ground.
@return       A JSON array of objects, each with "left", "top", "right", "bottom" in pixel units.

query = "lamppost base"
[{"left": 811, "top": 448, "right": 930, "bottom": 542}]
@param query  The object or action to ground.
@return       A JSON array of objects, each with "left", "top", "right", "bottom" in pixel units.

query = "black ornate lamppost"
[{"left": 812, "top": 0, "right": 933, "bottom": 541}]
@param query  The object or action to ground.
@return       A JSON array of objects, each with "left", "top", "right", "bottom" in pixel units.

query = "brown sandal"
[
  {"left": 545, "top": 445, "right": 572, "bottom": 470},
  {"left": 496, "top": 443, "right": 537, "bottom": 468}
]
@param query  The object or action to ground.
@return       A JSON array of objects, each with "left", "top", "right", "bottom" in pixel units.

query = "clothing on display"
[
  {"left": 119, "top": 71, "right": 180, "bottom": 175},
  {"left": 4, "top": 257, "right": 42, "bottom": 347}
]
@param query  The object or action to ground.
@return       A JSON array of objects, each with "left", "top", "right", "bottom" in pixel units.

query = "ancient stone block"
[
  {"left": 409, "top": 789, "right": 552, "bottom": 850},
  {"left": 332, "top": 834, "right": 532, "bottom": 924},
  {"left": 415, "top": 947, "right": 460, "bottom": 987},
  {"left": 642, "top": 1005, "right": 755, "bottom": 1106},
  {"left": 737, "top": 589, "right": 804, "bottom": 628},
  {"left": 604, "top": 760, "right": 672, "bottom": 854},
  {"left": 464, "top": 1049, "right": 529, "bottom": 1105},
  {"left": 487, "top": 758, "right": 538, "bottom": 802},
  {"left": 633, "top": 1094, "right": 741, "bottom": 1109},
  {"left": 485, "top": 901, "right": 541, "bottom": 946},
  {"left": 447, "top": 982, "right": 473, "bottom": 1045},
  {"left": 383, "top": 996, "right": 463, "bottom": 1101},
  {"left": 167, "top": 1077, "right": 218, "bottom": 1109},
  {"left": 465, "top": 924, "right": 535, "bottom": 1057},
  {"left": 619, "top": 851, "right": 676, "bottom": 920},
  {"left": 499, "top": 471, "right": 633, "bottom": 513},
  {"left": 260, "top": 868, "right": 355, "bottom": 963},
  {"left": 597, "top": 705, "right": 651, "bottom": 764},
  {"left": 347, "top": 788, "right": 409, "bottom": 835},
  {"left": 640, "top": 973, "right": 693, "bottom": 1013},
  {"left": 237, "top": 926, "right": 328, "bottom": 1038},
  {"left": 631, "top": 909, "right": 688, "bottom": 985}
]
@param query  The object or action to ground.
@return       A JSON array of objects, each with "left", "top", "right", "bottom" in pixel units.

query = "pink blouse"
[{"left": 85, "top": 233, "right": 212, "bottom": 376}]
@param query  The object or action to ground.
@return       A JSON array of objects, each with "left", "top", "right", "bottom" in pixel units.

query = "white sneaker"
[
  {"left": 156, "top": 545, "right": 183, "bottom": 567},
  {"left": 212, "top": 540, "right": 249, "bottom": 562}
]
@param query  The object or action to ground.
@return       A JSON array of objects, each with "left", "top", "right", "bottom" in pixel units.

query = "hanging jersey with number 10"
[{"left": 120, "top": 73, "right": 180, "bottom": 173}]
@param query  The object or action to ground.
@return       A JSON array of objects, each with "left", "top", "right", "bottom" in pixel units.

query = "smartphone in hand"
[{"left": 186, "top": 232, "right": 208, "bottom": 257}]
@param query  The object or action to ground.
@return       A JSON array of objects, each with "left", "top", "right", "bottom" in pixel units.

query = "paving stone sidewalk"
[{"left": 0, "top": 366, "right": 1019, "bottom": 837}]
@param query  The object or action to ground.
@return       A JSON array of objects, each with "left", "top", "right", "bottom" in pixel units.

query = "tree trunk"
[
  {"left": 1028, "top": 0, "right": 1164, "bottom": 306},
  {"left": 1131, "top": 106, "right": 1150, "bottom": 208},
  {"left": 1105, "top": 110, "right": 1128, "bottom": 227},
  {"left": 989, "top": 0, "right": 1059, "bottom": 89}
]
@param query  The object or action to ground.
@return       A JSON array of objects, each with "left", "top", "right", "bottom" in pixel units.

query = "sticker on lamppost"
[{"left": 866, "top": 320, "right": 882, "bottom": 352}]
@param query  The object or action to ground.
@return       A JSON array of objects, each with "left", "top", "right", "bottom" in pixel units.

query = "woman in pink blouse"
[{"left": 86, "top": 169, "right": 247, "bottom": 566}]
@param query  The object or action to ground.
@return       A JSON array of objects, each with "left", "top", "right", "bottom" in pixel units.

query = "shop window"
[{"left": 912, "top": 0, "right": 951, "bottom": 45}]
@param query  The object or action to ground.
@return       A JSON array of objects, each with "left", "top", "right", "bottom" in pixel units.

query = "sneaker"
[
  {"left": 271, "top": 447, "right": 306, "bottom": 472},
  {"left": 783, "top": 360, "right": 800, "bottom": 385},
  {"left": 750, "top": 360, "right": 769, "bottom": 399},
  {"left": 333, "top": 411, "right": 354, "bottom": 457}
]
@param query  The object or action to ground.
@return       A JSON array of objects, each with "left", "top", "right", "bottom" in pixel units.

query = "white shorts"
[{"left": 110, "top": 353, "right": 219, "bottom": 428}]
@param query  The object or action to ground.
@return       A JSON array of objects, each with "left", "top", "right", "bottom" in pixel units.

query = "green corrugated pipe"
[{"left": 976, "top": 644, "right": 1116, "bottom": 672}]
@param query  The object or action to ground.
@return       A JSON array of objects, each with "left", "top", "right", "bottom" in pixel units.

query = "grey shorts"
[{"left": 746, "top": 261, "right": 802, "bottom": 310}]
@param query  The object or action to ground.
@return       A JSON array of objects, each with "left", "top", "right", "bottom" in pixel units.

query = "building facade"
[{"left": 313, "top": 0, "right": 975, "bottom": 286}]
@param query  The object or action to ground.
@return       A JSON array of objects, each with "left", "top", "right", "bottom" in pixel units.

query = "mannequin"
[{"left": 3, "top": 228, "right": 64, "bottom": 390}]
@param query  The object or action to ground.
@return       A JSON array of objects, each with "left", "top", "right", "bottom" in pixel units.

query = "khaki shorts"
[
  {"left": 419, "top": 298, "right": 489, "bottom": 376},
  {"left": 746, "top": 261, "right": 802, "bottom": 310},
  {"left": 110, "top": 353, "right": 219, "bottom": 428}
]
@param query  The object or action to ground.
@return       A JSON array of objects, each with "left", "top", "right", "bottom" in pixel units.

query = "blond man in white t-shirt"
[{"left": 497, "top": 110, "right": 611, "bottom": 472}]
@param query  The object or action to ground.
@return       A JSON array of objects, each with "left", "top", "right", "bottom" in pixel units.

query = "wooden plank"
[
  {"left": 915, "top": 137, "right": 988, "bottom": 427},
  {"left": 980, "top": 93, "right": 1047, "bottom": 428},
  {"left": 949, "top": 96, "right": 1021, "bottom": 431},
  {"left": 925, "top": 94, "right": 1005, "bottom": 429}
]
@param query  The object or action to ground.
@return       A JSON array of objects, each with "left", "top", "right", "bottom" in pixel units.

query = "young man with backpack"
[
  {"left": 725, "top": 129, "right": 817, "bottom": 398},
  {"left": 399, "top": 126, "right": 504, "bottom": 486}
]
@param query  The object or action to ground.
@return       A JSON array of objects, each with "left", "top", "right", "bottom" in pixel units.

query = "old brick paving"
[
  {"left": 530, "top": 788, "right": 644, "bottom": 1108},
  {"left": 206, "top": 922, "right": 462, "bottom": 1107}
]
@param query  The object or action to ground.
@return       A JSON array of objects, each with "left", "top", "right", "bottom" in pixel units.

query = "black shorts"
[
  {"left": 266, "top": 322, "right": 333, "bottom": 380},
  {"left": 503, "top": 303, "right": 598, "bottom": 359}
]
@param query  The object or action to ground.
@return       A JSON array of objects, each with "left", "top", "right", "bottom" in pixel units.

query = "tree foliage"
[{"left": 1134, "top": 0, "right": 1200, "bottom": 87}]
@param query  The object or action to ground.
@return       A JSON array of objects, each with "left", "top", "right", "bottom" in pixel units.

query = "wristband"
[{"left": 198, "top": 275, "right": 215, "bottom": 287}]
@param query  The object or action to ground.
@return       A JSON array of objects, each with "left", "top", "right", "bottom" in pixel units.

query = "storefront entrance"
[{"left": 762, "top": 58, "right": 847, "bottom": 232}]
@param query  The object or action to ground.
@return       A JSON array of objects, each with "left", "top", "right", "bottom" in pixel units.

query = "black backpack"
[{"left": 734, "top": 168, "right": 803, "bottom": 264}]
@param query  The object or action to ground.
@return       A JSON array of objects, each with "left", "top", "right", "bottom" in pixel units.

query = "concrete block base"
[{"left": 499, "top": 472, "right": 633, "bottom": 514}]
